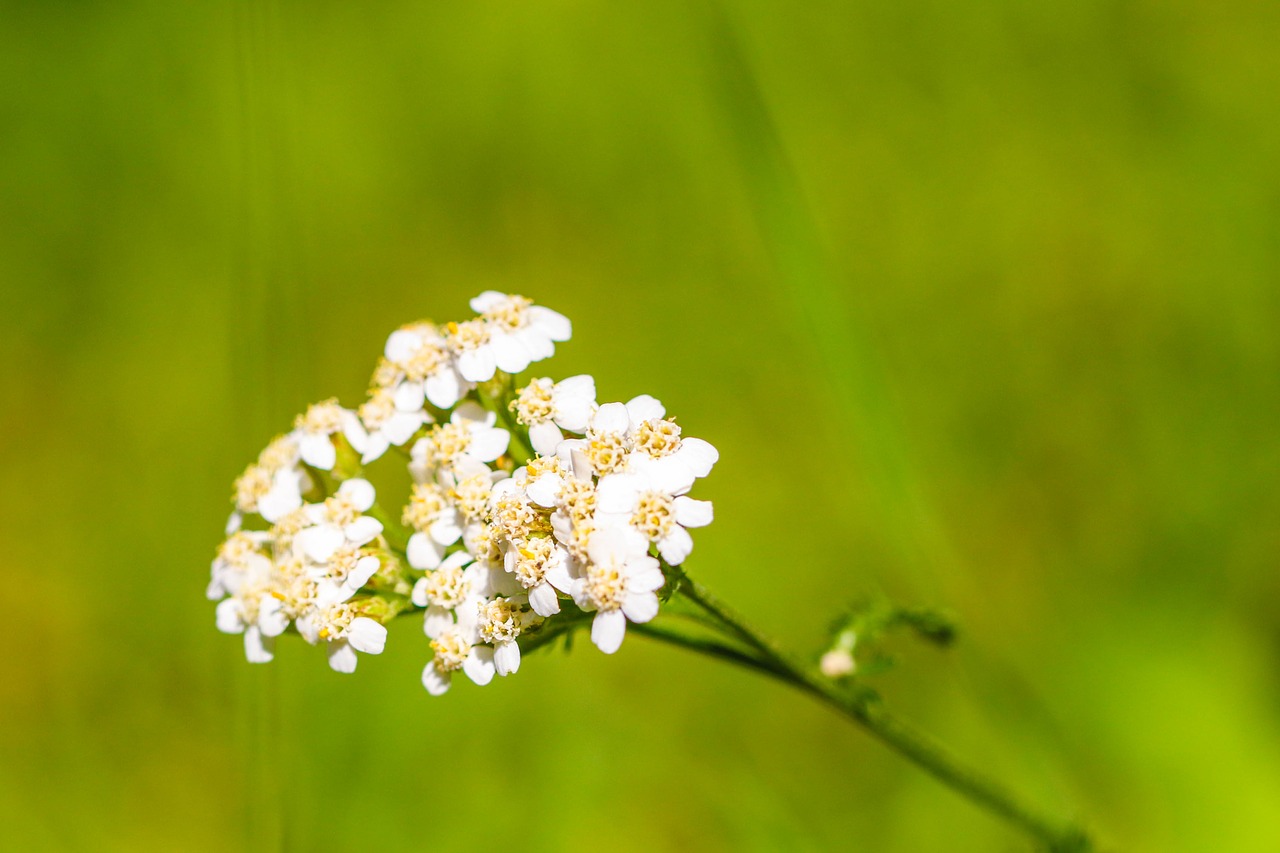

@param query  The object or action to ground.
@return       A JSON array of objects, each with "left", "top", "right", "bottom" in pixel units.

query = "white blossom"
[
  {"left": 511, "top": 374, "right": 596, "bottom": 456},
  {"left": 292, "top": 398, "right": 366, "bottom": 471},
  {"left": 211, "top": 291, "right": 718, "bottom": 692},
  {"left": 469, "top": 291, "right": 572, "bottom": 377},
  {"left": 381, "top": 322, "right": 469, "bottom": 412},
  {"left": 231, "top": 434, "right": 308, "bottom": 525},
  {"left": 352, "top": 387, "right": 429, "bottom": 464},
  {"left": 595, "top": 469, "right": 714, "bottom": 565},
  {"left": 296, "top": 580, "right": 388, "bottom": 673},
  {"left": 402, "top": 481, "right": 465, "bottom": 570},
  {"left": 214, "top": 544, "right": 289, "bottom": 664},
  {"left": 571, "top": 525, "right": 666, "bottom": 654},
  {"left": 409, "top": 402, "right": 509, "bottom": 480},
  {"left": 294, "top": 478, "right": 384, "bottom": 563}
]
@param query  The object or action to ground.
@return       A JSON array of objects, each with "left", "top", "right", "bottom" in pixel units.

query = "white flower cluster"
[{"left": 208, "top": 292, "right": 717, "bottom": 695}]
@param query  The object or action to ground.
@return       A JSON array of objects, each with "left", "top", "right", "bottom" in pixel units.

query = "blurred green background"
[{"left": 3, "top": 1, "right": 1279, "bottom": 850}]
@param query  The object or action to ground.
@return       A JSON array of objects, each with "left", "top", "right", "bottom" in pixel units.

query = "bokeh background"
[{"left": 3, "top": 1, "right": 1279, "bottom": 850}]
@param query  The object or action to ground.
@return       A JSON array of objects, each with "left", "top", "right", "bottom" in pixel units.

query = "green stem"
[
  {"left": 669, "top": 572, "right": 1091, "bottom": 853},
  {"left": 630, "top": 622, "right": 790, "bottom": 681}
]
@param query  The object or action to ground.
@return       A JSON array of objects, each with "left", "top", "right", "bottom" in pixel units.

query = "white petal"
[
  {"left": 344, "top": 516, "right": 383, "bottom": 547},
  {"left": 393, "top": 380, "right": 426, "bottom": 413},
  {"left": 592, "top": 402, "right": 630, "bottom": 435},
  {"left": 491, "top": 331, "right": 533, "bottom": 375},
  {"left": 595, "top": 474, "right": 642, "bottom": 514},
  {"left": 622, "top": 591, "right": 660, "bottom": 624},
  {"left": 591, "top": 609, "right": 627, "bottom": 654},
  {"left": 342, "top": 418, "right": 370, "bottom": 454},
  {"left": 359, "top": 433, "right": 391, "bottom": 464},
  {"left": 657, "top": 525, "right": 695, "bottom": 565},
  {"left": 244, "top": 627, "right": 275, "bottom": 663},
  {"left": 422, "top": 663, "right": 452, "bottom": 695},
  {"left": 529, "top": 305, "right": 572, "bottom": 341},
  {"left": 384, "top": 411, "right": 424, "bottom": 446},
  {"left": 429, "top": 514, "right": 463, "bottom": 546},
  {"left": 385, "top": 328, "right": 422, "bottom": 362},
  {"left": 424, "top": 606, "right": 454, "bottom": 639},
  {"left": 469, "top": 290, "right": 507, "bottom": 313},
  {"left": 257, "top": 481, "right": 302, "bottom": 523},
  {"left": 525, "top": 471, "right": 563, "bottom": 508},
  {"left": 347, "top": 555, "right": 381, "bottom": 591},
  {"left": 678, "top": 437, "right": 719, "bottom": 478},
  {"left": 627, "top": 561, "right": 666, "bottom": 594},
  {"left": 528, "top": 420, "right": 564, "bottom": 458},
  {"left": 257, "top": 597, "right": 289, "bottom": 637},
  {"left": 514, "top": 325, "right": 555, "bottom": 361},
  {"left": 298, "top": 526, "right": 344, "bottom": 563},
  {"left": 587, "top": 524, "right": 650, "bottom": 566},
  {"left": 407, "top": 532, "right": 444, "bottom": 570},
  {"left": 468, "top": 427, "right": 510, "bottom": 463},
  {"left": 493, "top": 640, "right": 521, "bottom": 676},
  {"left": 298, "top": 432, "right": 337, "bottom": 470},
  {"left": 224, "top": 511, "right": 243, "bottom": 536},
  {"left": 216, "top": 598, "right": 245, "bottom": 634},
  {"left": 347, "top": 617, "right": 387, "bottom": 654},
  {"left": 528, "top": 581, "right": 561, "bottom": 617},
  {"left": 411, "top": 577, "right": 430, "bottom": 608},
  {"left": 424, "top": 368, "right": 462, "bottom": 409},
  {"left": 552, "top": 380, "right": 596, "bottom": 432},
  {"left": 452, "top": 401, "right": 496, "bottom": 427},
  {"left": 545, "top": 560, "right": 575, "bottom": 594},
  {"left": 315, "top": 579, "right": 354, "bottom": 607},
  {"left": 457, "top": 348, "right": 496, "bottom": 383},
  {"left": 440, "top": 550, "right": 475, "bottom": 571},
  {"left": 625, "top": 394, "right": 665, "bottom": 426},
  {"left": 674, "top": 496, "right": 714, "bottom": 528},
  {"left": 327, "top": 642, "right": 358, "bottom": 673},
  {"left": 463, "top": 646, "right": 496, "bottom": 685},
  {"left": 646, "top": 456, "right": 696, "bottom": 496},
  {"left": 339, "top": 478, "right": 376, "bottom": 511}
]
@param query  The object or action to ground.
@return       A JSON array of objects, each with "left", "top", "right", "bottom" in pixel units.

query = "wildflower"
[
  {"left": 294, "top": 478, "right": 384, "bottom": 563},
  {"left": 214, "top": 551, "right": 289, "bottom": 664},
  {"left": 470, "top": 291, "right": 572, "bottom": 375},
  {"left": 624, "top": 397, "right": 720, "bottom": 493},
  {"left": 595, "top": 470, "right": 714, "bottom": 565},
  {"left": 211, "top": 292, "right": 716, "bottom": 690},
  {"left": 352, "top": 387, "right": 429, "bottom": 464},
  {"left": 403, "top": 481, "right": 464, "bottom": 570},
  {"left": 409, "top": 402, "right": 509, "bottom": 480},
  {"left": 382, "top": 322, "right": 469, "bottom": 412},
  {"left": 477, "top": 595, "right": 539, "bottom": 675},
  {"left": 502, "top": 533, "right": 571, "bottom": 617},
  {"left": 510, "top": 375, "right": 596, "bottom": 456},
  {"left": 293, "top": 399, "right": 366, "bottom": 471},
  {"left": 309, "top": 543, "right": 382, "bottom": 601},
  {"left": 820, "top": 649, "right": 856, "bottom": 678},
  {"left": 208, "top": 531, "right": 272, "bottom": 600},
  {"left": 231, "top": 434, "right": 307, "bottom": 525},
  {"left": 571, "top": 525, "right": 666, "bottom": 654},
  {"left": 411, "top": 550, "right": 491, "bottom": 639},
  {"left": 421, "top": 621, "right": 495, "bottom": 695},
  {"left": 296, "top": 581, "right": 388, "bottom": 673}
]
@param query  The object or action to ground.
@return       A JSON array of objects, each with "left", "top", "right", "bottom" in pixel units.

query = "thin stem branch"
[
  {"left": 669, "top": 572, "right": 1092, "bottom": 853},
  {"left": 630, "top": 622, "right": 790, "bottom": 681}
]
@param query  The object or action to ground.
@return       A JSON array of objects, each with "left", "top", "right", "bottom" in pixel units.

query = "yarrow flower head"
[{"left": 207, "top": 292, "right": 717, "bottom": 690}]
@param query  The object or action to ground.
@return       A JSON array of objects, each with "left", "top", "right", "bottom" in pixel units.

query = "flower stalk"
[{"left": 634, "top": 575, "right": 1092, "bottom": 853}]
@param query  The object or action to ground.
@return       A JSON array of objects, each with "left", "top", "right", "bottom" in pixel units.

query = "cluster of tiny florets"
[{"left": 208, "top": 292, "right": 717, "bottom": 693}]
